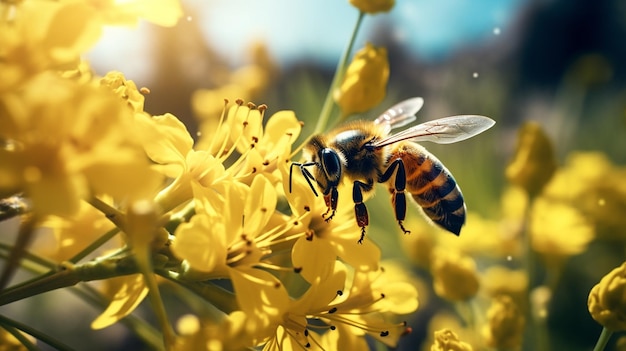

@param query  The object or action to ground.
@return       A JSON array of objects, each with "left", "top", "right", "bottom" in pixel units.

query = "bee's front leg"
[
  {"left": 353, "top": 180, "right": 373, "bottom": 243},
  {"left": 322, "top": 187, "right": 338, "bottom": 221},
  {"left": 380, "top": 158, "right": 410, "bottom": 234}
]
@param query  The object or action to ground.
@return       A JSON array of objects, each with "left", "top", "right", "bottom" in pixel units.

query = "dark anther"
[
  {"left": 380, "top": 331, "right": 389, "bottom": 337},
  {"left": 336, "top": 290, "right": 343, "bottom": 296},
  {"left": 293, "top": 267, "right": 302, "bottom": 273},
  {"left": 328, "top": 307, "right": 337, "bottom": 314}
]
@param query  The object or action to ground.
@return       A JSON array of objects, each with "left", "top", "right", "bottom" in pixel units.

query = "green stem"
[
  {"left": 314, "top": 11, "right": 365, "bottom": 134},
  {"left": 0, "top": 314, "right": 76, "bottom": 351},
  {"left": 0, "top": 255, "right": 139, "bottom": 306},
  {"left": 592, "top": 327, "right": 613, "bottom": 351},
  {"left": 135, "top": 247, "right": 175, "bottom": 349},
  {"left": 68, "top": 227, "right": 121, "bottom": 264},
  {"left": 157, "top": 270, "right": 238, "bottom": 314},
  {"left": 0, "top": 214, "right": 37, "bottom": 290}
]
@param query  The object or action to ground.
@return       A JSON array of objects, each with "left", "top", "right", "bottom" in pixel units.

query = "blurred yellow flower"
[
  {"left": 0, "top": 72, "right": 162, "bottom": 216},
  {"left": 36, "top": 200, "right": 116, "bottom": 262},
  {"left": 430, "top": 328, "right": 473, "bottom": 351},
  {"left": 542, "top": 151, "right": 626, "bottom": 240},
  {"left": 530, "top": 197, "right": 594, "bottom": 258},
  {"left": 482, "top": 294, "right": 525, "bottom": 350},
  {"left": 349, "top": 0, "right": 395, "bottom": 14},
  {"left": 91, "top": 274, "right": 148, "bottom": 330},
  {"left": 430, "top": 249, "right": 479, "bottom": 301},
  {"left": 173, "top": 312, "right": 249, "bottom": 351},
  {"left": 588, "top": 262, "right": 626, "bottom": 331},
  {"left": 334, "top": 42, "right": 389, "bottom": 117},
  {"left": 481, "top": 266, "right": 528, "bottom": 309},
  {"left": 505, "top": 122, "right": 557, "bottom": 197}
]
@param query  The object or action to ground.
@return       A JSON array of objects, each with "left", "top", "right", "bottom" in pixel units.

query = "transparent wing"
[
  {"left": 372, "top": 115, "right": 495, "bottom": 147},
  {"left": 373, "top": 97, "right": 424, "bottom": 134}
]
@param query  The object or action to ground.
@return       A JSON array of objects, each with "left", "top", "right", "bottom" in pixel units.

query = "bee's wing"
[
  {"left": 373, "top": 97, "right": 424, "bottom": 134},
  {"left": 372, "top": 115, "right": 495, "bottom": 148}
]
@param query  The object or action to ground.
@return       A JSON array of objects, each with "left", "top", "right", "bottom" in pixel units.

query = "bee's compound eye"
[{"left": 320, "top": 148, "right": 342, "bottom": 182}]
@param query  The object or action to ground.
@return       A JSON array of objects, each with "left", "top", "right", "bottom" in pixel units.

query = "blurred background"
[{"left": 16, "top": 0, "right": 626, "bottom": 349}]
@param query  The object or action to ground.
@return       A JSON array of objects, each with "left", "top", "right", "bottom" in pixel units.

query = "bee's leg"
[
  {"left": 322, "top": 187, "right": 338, "bottom": 221},
  {"left": 353, "top": 180, "right": 373, "bottom": 244},
  {"left": 380, "top": 159, "right": 410, "bottom": 234}
]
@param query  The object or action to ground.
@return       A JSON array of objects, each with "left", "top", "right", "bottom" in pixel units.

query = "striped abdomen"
[{"left": 388, "top": 142, "right": 466, "bottom": 235}]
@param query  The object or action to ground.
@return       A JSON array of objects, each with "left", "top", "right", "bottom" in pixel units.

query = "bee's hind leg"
[{"left": 380, "top": 158, "right": 410, "bottom": 234}]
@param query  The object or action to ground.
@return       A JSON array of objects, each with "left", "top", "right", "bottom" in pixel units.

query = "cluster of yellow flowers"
[
  {"left": 3, "top": 1, "right": 624, "bottom": 351},
  {"left": 0, "top": 0, "right": 427, "bottom": 350}
]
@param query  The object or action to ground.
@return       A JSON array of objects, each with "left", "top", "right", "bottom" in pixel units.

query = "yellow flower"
[
  {"left": 505, "top": 122, "right": 557, "bottom": 197},
  {"left": 334, "top": 42, "right": 389, "bottom": 117},
  {"left": 588, "top": 262, "right": 626, "bottom": 331},
  {"left": 482, "top": 295, "right": 525, "bottom": 350},
  {"left": 430, "top": 249, "right": 479, "bottom": 301},
  {"left": 349, "top": 0, "right": 395, "bottom": 14},
  {"left": 262, "top": 261, "right": 415, "bottom": 350},
  {"left": 430, "top": 329, "right": 473, "bottom": 351},
  {"left": 144, "top": 101, "right": 300, "bottom": 212},
  {"left": 100, "top": 71, "right": 145, "bottom": 112},
  {"left": 279, "top": 154, "right": 380, "bottom": 283}
]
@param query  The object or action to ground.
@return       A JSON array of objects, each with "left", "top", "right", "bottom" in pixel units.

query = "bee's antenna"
[{"left": 289, "top": 162, "right": 319, "bottom": 197}]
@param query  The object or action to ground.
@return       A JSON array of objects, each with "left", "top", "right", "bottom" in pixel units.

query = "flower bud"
[
  {"left": 505, "top": 122, "right": 557, "bottom": 197},
  {"left": 430, "top": 329, "right": 473, "bottom": 351},
  {"left": 334, "top": 42, "right": 389, "bottom": 117},
  {"left": 349, "top": 0, "right": 395, "bottom": 14},
  {"left": 588, "top": 262, "right": 626, "bottom": 331}
]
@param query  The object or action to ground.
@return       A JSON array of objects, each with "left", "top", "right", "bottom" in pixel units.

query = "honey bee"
[{"left": 290, "top": 97, "right": 495, "bottom": 243}]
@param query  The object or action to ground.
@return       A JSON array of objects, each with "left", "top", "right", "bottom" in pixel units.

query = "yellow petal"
[
  {"left": 91, "top": 274, "right": 148, "bottom": 329},
  {"left": 243, "top": 175, "right": 276, "bottom": 234}
]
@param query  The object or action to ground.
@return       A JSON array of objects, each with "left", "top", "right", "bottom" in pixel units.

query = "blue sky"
[
  {"left": 88, "top": 0, "right": 525, "bottom": 77},
  {"left": 194, "top": 0, "right": 524, "bottom": 64}
]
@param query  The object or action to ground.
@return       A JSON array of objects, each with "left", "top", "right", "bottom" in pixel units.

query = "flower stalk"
[{"left": 314, "top": 11, "right": 365, "bottom": 134}]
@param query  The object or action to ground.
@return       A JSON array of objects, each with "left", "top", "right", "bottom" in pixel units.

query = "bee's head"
[{"left": 319, "top": 147, "right": 342, "bottom": 186}]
